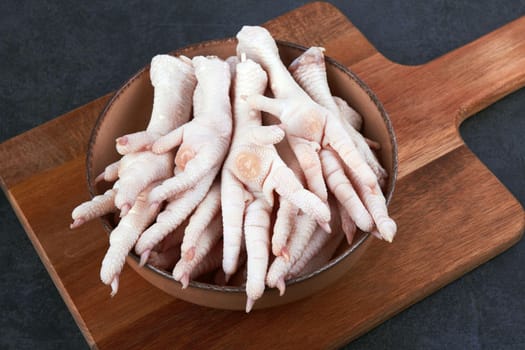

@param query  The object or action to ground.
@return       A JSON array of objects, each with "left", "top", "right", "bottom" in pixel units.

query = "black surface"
[{"left": 1, "top": 1, "right": 524, "bottom": 349}]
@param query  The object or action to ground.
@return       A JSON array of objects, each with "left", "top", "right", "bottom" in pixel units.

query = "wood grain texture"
[
  {"left": 0, "top": 2, "right": 523, "bottom": 349},
  {"left": 348, "top": 15, "right": 525, "bottom": 179}
]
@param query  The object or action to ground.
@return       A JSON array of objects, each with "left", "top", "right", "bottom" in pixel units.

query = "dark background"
[{"left": 1, "top": 1, "right": 524, "bottom": 349}]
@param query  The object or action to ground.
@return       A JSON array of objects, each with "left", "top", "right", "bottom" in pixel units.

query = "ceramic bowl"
[{"left": 86, "top": 38, "right": 397, "bottom": 310}]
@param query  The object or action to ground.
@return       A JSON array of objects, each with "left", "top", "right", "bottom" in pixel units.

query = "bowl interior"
[{"left": 87, "top": 38, "right": 397, "bottom": 309}]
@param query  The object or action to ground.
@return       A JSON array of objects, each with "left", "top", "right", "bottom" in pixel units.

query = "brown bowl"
[{"left": 87, "top": 38, "right": 397, "bottom": 311}]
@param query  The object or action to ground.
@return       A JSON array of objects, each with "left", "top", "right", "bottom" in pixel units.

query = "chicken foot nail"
[{"left": 99, "top": 183, "right": 162, "bottom": 296}]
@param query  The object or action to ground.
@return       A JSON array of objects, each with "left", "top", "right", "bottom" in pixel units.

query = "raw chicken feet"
[
  {"left": 148, "top": 55, "right": 233, "bottom": 204},
  {"left": 290, "top": 46, "right": 396, "bottom": 241},
  {"left": 221, "top": 55, "right": 330, "bottom": 312},
  {"left": 237, "top": 26, "right": 379, "bottom": 210}
]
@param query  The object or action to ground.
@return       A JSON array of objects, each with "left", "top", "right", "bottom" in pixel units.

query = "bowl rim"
[{"left": 86, "top": 37, "right": 398, "bottom": 294}]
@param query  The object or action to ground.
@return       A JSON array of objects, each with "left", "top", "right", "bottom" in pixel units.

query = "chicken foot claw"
[
  {"left": 134, "top": 172, "right": 215, "bottom": 259},
  {"left": 180, "top": 180, "right": 221, "bottom": 260},
  {"left": 70, "top": 188, "right": 117, "bottom": 229},
  {"left": 115, "top": 131, "right": 159, "bottom": 154},
  {"left": 173, "top": 214, "right": 222, "bottom": 288},
  {"left": 95, "top": 160, "right": 120, "bottom": 184},
  {"left": 99, "top": 183, "right": 162, "bottom": 295},
  {"left": 266, "top": 164, "right": 330, "bottom": 231}
]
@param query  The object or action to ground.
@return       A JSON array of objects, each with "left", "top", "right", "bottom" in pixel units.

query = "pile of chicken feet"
[{"left": 71, "top": 26, "right": 396, "bottom": 312}]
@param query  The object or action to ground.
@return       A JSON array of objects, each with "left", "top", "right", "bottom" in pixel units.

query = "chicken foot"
[
  {"left": 290, "top": 47, "right": 396, "bottom": 241},
  {"left": 148, "top": 55, "right": 233, "bottom": 204},
  {"left": 221, "top": 55, "right": 330, "bottom": 312},
  {"left": 237, "top": 26, "right": 379, "bottom": 207}
]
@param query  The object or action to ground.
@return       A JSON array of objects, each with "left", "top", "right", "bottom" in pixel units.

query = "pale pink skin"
[
  {"left": 220, "top": 56, "right": 331, "bottom": 312},
  {"left": 333, "top": 96, "right": 362, "bottom": 131},
  {"left": 134, "top": 56, "right": 233, "bottom": 263},
  {"left": 266, "top": 137, "right": 361, "bottom": 293},
  {"left": 289, "top": 46, "right": 396, "bottom": 242},
  {"left": 112, "top": 55, "right": 197, "bottom": 214},
  {"left": 291, "top": 206, "right": 347, "bottom": 283},
  {"left": 70, "top": 187, "right": 117, "bottom": 229},
  {"left": 337, "top": 201, "right": 357, "bottom": 245},
  {"left": 147, "top": 225, "right": 186, "bottom": 271},
  {"left": 271, "top": 199, "right": 298, "bottom": 259},
  {"left": 267, "top": 197, "right": 345, "bottom": 295},
  {"left": 286, "top": 228, "right": 332, "bottom": 281},
  {"left": 147, "top": 180, "right": 222, "bottom": 276},
  {"left": 71, "top": 54, "right": 196, "bottom": 226},
  {"left": 225, "top": 55, "right": 240, "bottom": 79},
  {"left": 266, "top": 213, "right": 317, "bottom": 295},
  {"left": 71, "top": 55, "right": 197, "bottom": 295},
  {"left": 94, "top": 160, "right": 119, "bottom": 184},
  {"left": 319, "top": 148, "right": 374, "bottom": 232},
  {"left": 237, "top": 26, "right": 379, "bottom": 209},
  {"left": 190, "top": 241, "right": 223, "bottom": 281},
  {"left": 99, "top": 182, "right": 162, "bottom": 296},
  {"left": 134, "top": 170, "right": 215, "bottom": 264},
  {"left": 269, "top": 133, "right": 304, "bottom": 257},
  {"left": 113, "top": 151, "right": 174, "bottom": 217},
  {"left": 289, "top": 47, "right": 387, "bottom": 183},
  {"left": 115, "top": 55, "right": 196, "bottom": 155},
  {"left": 265, "top": 137, "right": 317, "bottom": 292},
  {"left": 172, "top": 214, "right": 222, "bottom": 288},
  {"left": 333, "top": 96, "right": 381, "bottom": 150},
  {"left": 147, "top": 56, "right": 233, "bottom": 204},
  {"left": 292, "top": 229, "right": 345, "bottom": 279},
  {"left": 180, "top": 180, "right": 221, "bottom": 260}
]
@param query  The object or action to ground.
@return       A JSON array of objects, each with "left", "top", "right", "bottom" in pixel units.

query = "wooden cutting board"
[{"left": 0, "top": 2, "right": 523, "bottom": 349}]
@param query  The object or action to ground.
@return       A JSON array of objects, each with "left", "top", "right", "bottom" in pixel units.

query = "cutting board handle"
[
  {"left": 414, "top": 15, "right": 525, "bottom": 125},
  {"left": 329, "top": 11, "right": 525, "bottom": 177},
  {"left": 342, "top": 13, "right": 525, "bottom": 127}
]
